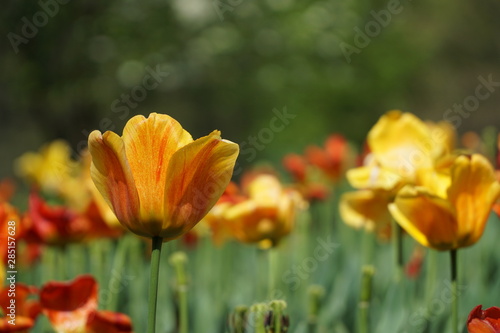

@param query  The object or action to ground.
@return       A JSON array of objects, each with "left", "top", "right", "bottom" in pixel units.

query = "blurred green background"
[{"left": 1, "top": 0, "right": 500, "bottom": 180}]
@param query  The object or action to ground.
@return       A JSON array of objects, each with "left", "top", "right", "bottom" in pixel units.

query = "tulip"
[
  {"left": 88, "top": 113, "right": 239, "bottom": 240},
  {"left": 15, "top": 140, "right": 77, "bottom": 196},
  {"left": 225, "top": 174, "right": 304, "bottom": 249},
  {"left": 305, "top": 134, "right": 352, "bottom": 182},
  {"left": 88, "top": 113, "right": 239, "bottom": 333},
  {"left": 467, "top": 305, "right": 500, "bottom": 333},
  {"left": 282, "top": 154, "right": 330, "bottom": 202},
  {"left": 40, "top": 275, "right": 133, "bottom": 333},
  {"left": 389, "top": 154, "right": 500, "bottom": 333},
  {"left": 339, "top": 189, "right": 393, "bottom": 240},
  {"left": 389, "top": 154, "right": 500, "bottom": 251}
]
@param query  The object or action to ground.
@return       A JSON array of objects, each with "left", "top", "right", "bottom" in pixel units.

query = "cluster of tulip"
[{"left": 1, "top": 111, "right": 499, "bottom": 332}]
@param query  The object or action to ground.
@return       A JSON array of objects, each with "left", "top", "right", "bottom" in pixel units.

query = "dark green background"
[{"left": 2, "top": 0, "right": 500, "bottom": 180}]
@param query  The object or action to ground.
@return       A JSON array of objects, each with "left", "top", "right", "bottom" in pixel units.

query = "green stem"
[
  {"left": 251, "top": 304, "right": 267, "bottom": 333},
  {"left": 170, "top": 252, "right": 189, "bottom": 333},
  {"left": 358, "top": 266, "right": 374, "bottom": 333},
  {"left": 391, "top": 219, "right": 403, "bottom": 281},
  {"left": 450, "top": 249, "right": 458, "bottom": 333},
  {"left": 425, "top": 249, "right": 436, "bottom": 303},
  {"left": 147, "top": 236, "right": 163, "bottom": 333},
  {"left": 268, "top": 248, "right": 278, "bottom": 300},
  {"left": 307, "top": 285, "right": 324, "bottom": 333}
]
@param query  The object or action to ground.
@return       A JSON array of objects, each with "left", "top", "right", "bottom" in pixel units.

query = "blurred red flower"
[
  {"left": 0, "top": 283, "right": 40, "bottom": 332},
  {"left": 40, "top": 275, "right": 133, "bottom": 333},
  {"left": 467, "top": 305, "right": 500, "bottom": 333}
]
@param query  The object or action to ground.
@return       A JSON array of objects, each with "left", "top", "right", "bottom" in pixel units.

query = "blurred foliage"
[{"left": 1, "top": 0, "right": 500, "bottom": 181}]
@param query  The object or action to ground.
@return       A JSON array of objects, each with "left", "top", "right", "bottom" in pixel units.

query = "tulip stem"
[
  {"left": 268, "top": 248, "right": 278, "bottom": 300},
  {"left": 391, "top": 219, "right": 403, "bottom": 281},
  {"left": 450, "top": 249, "right": 458, "bottom": 333},
  {"left": 358, "top": 265, "right": 374, "bottom": 333},
  {"left": 170, "top": 252, "right": 189, "bottom": 333},
  {"left": 147, "top": 236, "right": 163, "bottom": 333}
]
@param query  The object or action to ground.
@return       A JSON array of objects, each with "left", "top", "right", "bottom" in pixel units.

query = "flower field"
[{"left": 1, "top": 111, "right": 500, "bottom": 333}]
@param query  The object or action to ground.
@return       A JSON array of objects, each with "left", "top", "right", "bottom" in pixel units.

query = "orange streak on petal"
[
  {"left": 163, "top": 131, "right": 239, "bottom": 240},
  {"left": 88, "top": 130, "right": 144, "bottom": 236},
  {"left": 122, "top": 113, "right": 193, "bottom": 228}
]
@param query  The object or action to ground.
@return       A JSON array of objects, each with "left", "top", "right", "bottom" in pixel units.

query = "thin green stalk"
[
  {"left": 250, "top": 304, "right": 267, "bottom": 333},
  {"left": 357, "top": 266, "right": 374, "bottom": 333},
  {"left": 391, "top": 219, "right": 403, "bottom": 281},
  {"left": 170, "top": 251, "right": 189, "bottom": 333},
  {"left": 362, "top": 230, "right": 375, "bottom": 266},
  {"left": 450, "top": 249, "right": 458, "bottom": 333},
  {"left": 425, "top": 250, "right": 437, "bottom": 303},
  {"left": 307, "top": 285, "right": 325, "bottom": 333},
  {"left": 268, "top": 248, "right": 278, "bottom": 300},
  {"left": 270, "top": 301, "right": 284, "bottom": 333},
  {"left": 90, "top": 240, "right": 105, "bottom": 286},
  {"left": 147, "top": 236, "right": 163, "bottom": 333}
]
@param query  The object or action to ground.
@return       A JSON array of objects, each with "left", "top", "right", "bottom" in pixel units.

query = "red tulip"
[
  {"left": 40, "top": 275, "right": 134, "bottom": 333},
  {"left": 467, "top": 305, "right": 500, "bottom": 333}
]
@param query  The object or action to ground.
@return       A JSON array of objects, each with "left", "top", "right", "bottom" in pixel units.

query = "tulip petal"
[
  {"left": 447, "top": 154, "right": 500, "bottom": 247},
  {"left": 122, "top": 113, "right": 193, "bottom": 226},
  {"left": 368, "top": 110, "right": 435, "bottom": 180},
  {"left": 86, "top": 310, "right": 133, "bottom": 333},
  {"left": 0, "top": 317, "right": 34, "bottom": 332},
  {"left": 162, "top": 131, "right": 239, "bottom": 240},
  {"left": 89, "top": 130, "right": 143, "bottom": 236},
  {"left": 40, "top": 275, "right": 98, "bottom": 333},
  {"left": 389, "top": 185, "right": 458, "bottom": 250},
  {"left": 346, "top": 165, "right": 401, "bottom": 190},
  {"left": 339, "top": 190, "right": 392, "bottom": 238},
  {"left": 468, "top": 318, "right": 498, "bottom": 333}
]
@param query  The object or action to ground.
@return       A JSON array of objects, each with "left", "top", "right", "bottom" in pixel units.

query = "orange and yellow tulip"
[
  {"left": 88, "top": 113, "right": 239, "bottom": 240},
  {"left": 467, "top": 305, "right": 500, "bottom": 333},
  {"left": 224, "top": 174, "right": 304, "bottom": 248},
  {"left": 389, "top": 154, "right": 500, "bottom": 250}
]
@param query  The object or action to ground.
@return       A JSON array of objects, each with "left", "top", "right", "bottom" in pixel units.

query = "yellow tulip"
[
  {"left": 15, "top": 140, "right": 77, "bottom": 195},
  {"left": 367, "top": 110, "right": 453, "bottom": 183},
  {"left": 224, "top": 174, "right": 304, "bottom": 248},
  {"left": 339, "top": 189, "right": 393, "bottom": 239},
  {"left": 341, "top": 111, "right": 457, "bottom": 237},
  {"left": 389, "top": 154, "right": 500, "bottom": 250},
  {"left": 88, "top": 113, "right": 239, "bottom": 240}
]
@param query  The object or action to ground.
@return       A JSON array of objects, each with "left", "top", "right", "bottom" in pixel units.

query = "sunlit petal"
[{"left": 162, "top": 131, "right": 239, "bottom": 240}]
